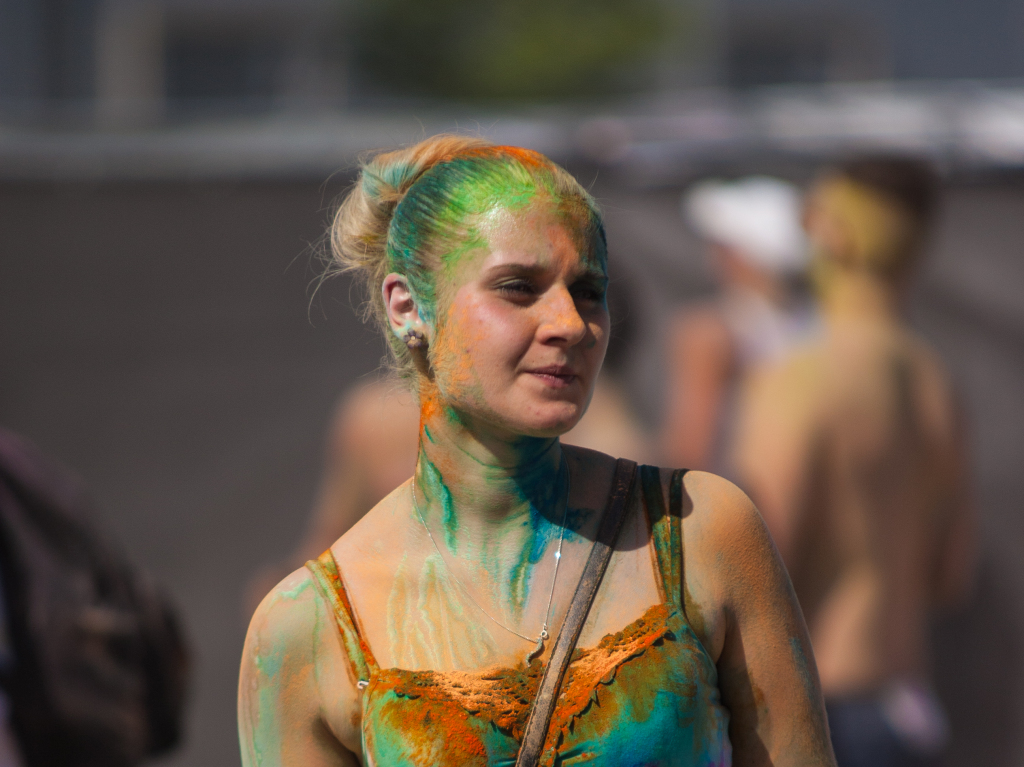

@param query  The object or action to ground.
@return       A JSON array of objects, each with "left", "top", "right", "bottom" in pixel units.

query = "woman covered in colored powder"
[{"left": 238, "top": 135, "right": 836, "bottom": 766}]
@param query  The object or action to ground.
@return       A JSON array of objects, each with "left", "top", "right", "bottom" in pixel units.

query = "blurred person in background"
[
  {"left": 730, "top": 157, "right": 975, "bottom": 767},
  {"left": 243, "top": 266, "right": 653, "bottom": 614},
  {"left": 662, "top": 177, "right": 817, "bottom": 474},
  {"left": 0, "top": 428, "right": 189, "bottom": 767}
]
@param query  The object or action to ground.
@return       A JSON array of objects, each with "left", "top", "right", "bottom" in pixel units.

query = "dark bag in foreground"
[{"left": 0, "top": 428, "right": 189, "bottom": 767}]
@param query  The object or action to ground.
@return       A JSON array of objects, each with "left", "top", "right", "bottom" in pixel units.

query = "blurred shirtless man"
[{"left": 731, "top": 158, "right": 974, "bottom": 767}]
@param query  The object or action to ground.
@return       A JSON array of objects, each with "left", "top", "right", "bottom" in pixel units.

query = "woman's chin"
[
  {"left": 516, "top": 404, "right": 584, "bottom": 438},
  {"left": 462, "top": 392, "right": 590, "bottom": 440}
]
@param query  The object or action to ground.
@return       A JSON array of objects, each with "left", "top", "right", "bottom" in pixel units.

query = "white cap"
[{"left": 683, "top": 176, "right": 809, "bottom": 274}]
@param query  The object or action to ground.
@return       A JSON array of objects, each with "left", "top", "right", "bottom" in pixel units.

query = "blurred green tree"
[{"left": 353, "top": 0, "right": 676, "bottom": 101}]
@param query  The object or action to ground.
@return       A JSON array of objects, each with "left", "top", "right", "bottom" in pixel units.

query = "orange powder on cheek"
[{"left": 430, "top": 299, "right": 487, "bottom": 404}]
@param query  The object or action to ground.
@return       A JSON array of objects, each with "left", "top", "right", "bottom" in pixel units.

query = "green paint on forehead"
[{"left": 384, "top": 148, "right": 604, "bottom": 322}]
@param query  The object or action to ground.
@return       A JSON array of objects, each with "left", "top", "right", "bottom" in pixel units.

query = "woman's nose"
[{"left": 536, "top": 285, "right": 587, "bottom": 346}]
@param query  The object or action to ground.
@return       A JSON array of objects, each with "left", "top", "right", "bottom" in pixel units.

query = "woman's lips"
[{"left": 526, "top": 366, "right": 578, "bottom": 388}]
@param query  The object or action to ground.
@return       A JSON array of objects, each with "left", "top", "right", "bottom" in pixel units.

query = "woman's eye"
[
  {"left": 571, "top": 284, "right": 606, "bottom": 303},
  {"left": 497, "top": 279, "right": 537, "bottom": 297}
]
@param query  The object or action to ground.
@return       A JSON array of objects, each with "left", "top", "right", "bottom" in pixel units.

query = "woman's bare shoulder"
[
  {"left": 682, "top": 469, "right": 757, "bottom": 517},
  {"left": 246, "top": 564, "right": 361, "bottom": 697},
  {"left": 245, "top": 566, "right": 327, "bottom": 663},
  {"left": 679, "top": 471, "right": 778, "bottom": 586},
  {"left": 684, "top": 469, "right": 770, "bottom": 548},
  {"left": 241, "top": 567, "right": 362, "bottom": 762},
  {"left": 241, "top": 569, "right": 328, "bottom": 737},
  {"left": 674, "top": 471, "right": 791, "bottom": 660}
]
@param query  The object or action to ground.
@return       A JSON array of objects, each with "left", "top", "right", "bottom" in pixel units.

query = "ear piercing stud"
[{"left": 402, "top": 329, "right": 426, "bottom": 349}]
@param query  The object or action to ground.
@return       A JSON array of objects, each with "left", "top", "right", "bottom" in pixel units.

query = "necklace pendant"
[
  {"left": 527, "top": 635, "right": 545, "bottom": 663},
  {"left": 526, "top": 627, "right": 549, "bottom": 663}
]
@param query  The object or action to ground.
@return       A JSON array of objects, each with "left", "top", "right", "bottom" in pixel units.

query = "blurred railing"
[{"left": 6, "top": 80, "right": 1024, "bottom": 182}]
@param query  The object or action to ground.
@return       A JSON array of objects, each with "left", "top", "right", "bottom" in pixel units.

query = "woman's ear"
[{"left": 383, "top": 273, "right": 430, "bottom": 347}]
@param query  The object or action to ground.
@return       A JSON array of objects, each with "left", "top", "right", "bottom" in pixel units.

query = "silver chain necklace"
[{"left": 410, "top": 458, "right": 571, "bottom": 663}]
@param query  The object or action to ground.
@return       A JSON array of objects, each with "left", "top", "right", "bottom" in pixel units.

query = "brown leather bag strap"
[{"left": 515, "top": 457, "right": 639, "bottom": 767}]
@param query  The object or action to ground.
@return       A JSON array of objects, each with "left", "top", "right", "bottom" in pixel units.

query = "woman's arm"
[
  {"left": 238, "top": 569, "right": 361, "bottom": 767},
  {"left": 684, "top": 472, "right": 835, "bottom": 767}
]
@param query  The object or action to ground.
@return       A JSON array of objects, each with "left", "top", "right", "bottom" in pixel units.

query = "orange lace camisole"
[{"left": 307, "top": 466, "right": 732, "bottom": 766}]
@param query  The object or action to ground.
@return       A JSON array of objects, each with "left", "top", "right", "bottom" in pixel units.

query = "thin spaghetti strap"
[
  {"left": 641, "top": 465, "right": 682, "bottom": 610},
  {"left": 669, "top": 468, "right": 688, "bottom": 613},
  {"left": 306, "top": 550, "right": 379, "bottom": 684}
]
